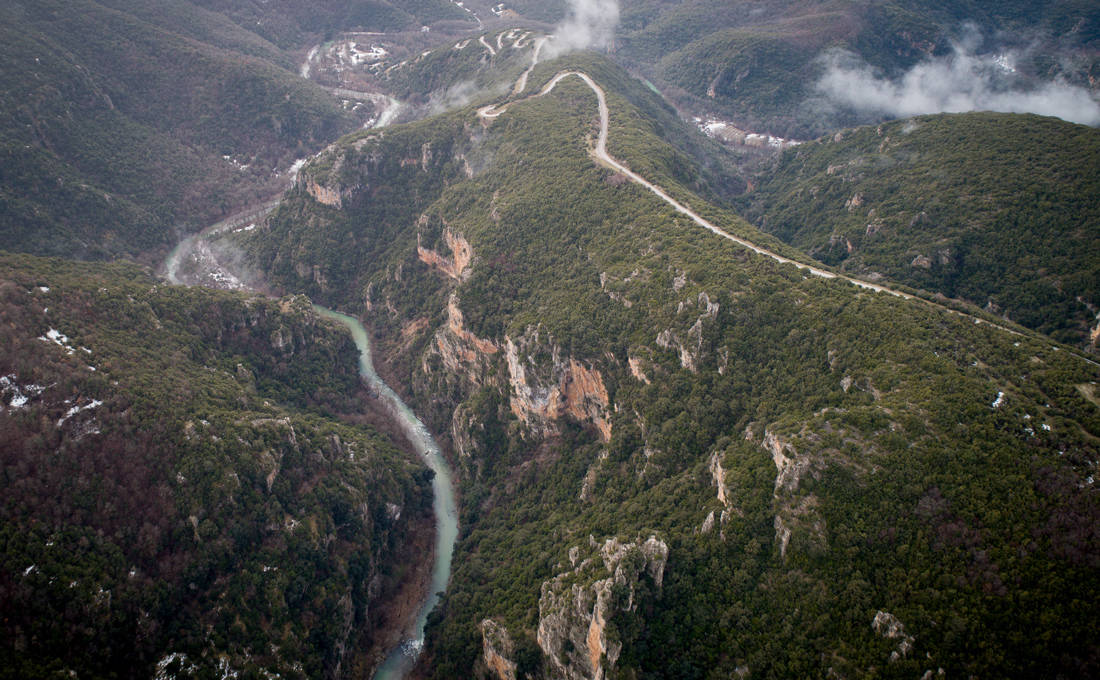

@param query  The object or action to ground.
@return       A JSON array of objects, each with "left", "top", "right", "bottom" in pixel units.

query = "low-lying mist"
[
  {"left": 545, "top": 0, "right": 620, "bottom": 58},
  {"left": 815, "top": 41, "right": 1100, "bottom": 126}
]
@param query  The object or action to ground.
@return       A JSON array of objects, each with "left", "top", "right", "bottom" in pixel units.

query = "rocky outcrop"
[
  {"left": 598, "top": 271, "right": 634, "bottom": 308},
  {"left": 655, "top": 292, "right": 719, "bottom": 373},
  {"left": 418, "top": 227, "right": 473, "bottom": 281},
  {"left": 303, "top": 176, "right": 345, "bottom": 208},
  {"left": 426, "top": 294, "right": 499, "bottom": 386},
  {"left": 764, "top": 430, "right": 809, "bottom": 496},
  {"left": 763, "top": 430, "right": 825, "bottom": 558},
  {"left": 505, "top": 334, "right": 612, "bottom": 442},
  {"left": 709, "top": 450, "right": 730, "bottom": 508},
  {"left": 481, "top": 619, "right": 518, "bottom": 680},
  {"left": 872, "top": 610, "right": 915, "bottom": 662},
  {"left": 451, "top": 403, "right": 481, "bottom": 458},
  {"left": 537, "top": 536, "right": 669, "bottom": 680}
]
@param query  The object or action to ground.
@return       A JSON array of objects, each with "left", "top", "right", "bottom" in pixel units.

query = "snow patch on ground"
[
  {"left": 40, "top": 328, "right": 76, "bottom": 355},
  {"left": 992, "top": 391, "right": 1006, "bottom": 408},
  {"left": 2, "top": 374, "right": 48, "bottom": 410},
  {"left": 154, "top": 653, "right": 198, "bottom": 680},
  {"left": 222, "top": 155, "right": 250, "bottom": 172},
  {"left": 217, "top": 657, "right": 239, "bottom": 680},
  {"left": 57, "top": 399, "right": 102, "bottom": 428}
]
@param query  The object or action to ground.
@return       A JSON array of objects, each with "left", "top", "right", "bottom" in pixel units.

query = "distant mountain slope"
[
  {"left": 241, "top": 53, "right": 1100, "bottom": 679},
  {"left": 428, "top": 2, "right": 1097, "bottom": 137},
  {"left": 190, "top": 0, "right": 472, "bottom": 48},
  {"left": 0, "top": 253, "right": 432, "bottom": 679},
  {"left": 616, "top": 0, "right": 1099, "bottom": 136},
  {"left": 744, "top": 112, "right": 1100, "bottom": 348},
  {"left": 0, "top": 0, "right": 363, "bottom": 261}
]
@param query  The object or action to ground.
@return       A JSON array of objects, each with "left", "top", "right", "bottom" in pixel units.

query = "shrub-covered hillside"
[
  {"left": 242, "top": 53, "right": 1100, "bottom": 678},
  {"left": 613, "top": 0, "right": 1098, "bottom": 137},
  {"left": 0, "top": 253, "right": 433, "bottom": 679},
  {"left": 743, "top": 112, "right": 1100, "bottom": 349}
]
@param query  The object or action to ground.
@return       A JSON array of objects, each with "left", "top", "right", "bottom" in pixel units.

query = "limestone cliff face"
[
  {"left": 536, "top": 536, "right": 668, "bottom": 680},
  {"left": 425, "top": 294, "right": 499, "bottom": 387},
  {"left": 505, "top": 332, "right": 612, "bottom": 442},
  {"left": 418, "top": 226, "right": 473, "bottom": 281},
  {"left": 480, "top": 619, "right": 518, "bottom": 680},
  {"left": 655, "top": 291, "right": 720, "bottom": 373},
  {"left": 303, "top": 176, "right": 345, "bottom": 207},
  {"left": 764, "top": 430, "right": 810, "bottom": 496},
  {"left": 872, "top": 610, "right": 915, "bottom": 663},
  {"left": 761, "top": 429, "right": 826, "bottom": 558},
  {"left": 709, "top": 449, "right": 730, "bottom": 507}
]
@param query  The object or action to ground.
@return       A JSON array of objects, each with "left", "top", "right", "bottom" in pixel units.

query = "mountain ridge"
[{"left": 237, "top": 50, "right": 1100, "bottom": 679}]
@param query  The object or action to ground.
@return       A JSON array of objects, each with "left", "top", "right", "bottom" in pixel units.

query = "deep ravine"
[
  {"left": 312, "top": 307, "right": 459, "bottom": 680},
  {"left": 163, "top": 211, "right": 456, "bottom": 680}
]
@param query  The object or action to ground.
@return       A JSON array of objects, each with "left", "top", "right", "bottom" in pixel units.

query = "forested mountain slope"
[
  {"left": 611, "top": 0, "right": 1099, "bottom": 137},
  {"left": 743, "top": 112, "right": 1100, "bottom": 349},
  {"left": 190, "top": 0, "right": 472, "bottom": 48},
  {"left": 242, "top": 53, "right": 1100, "bottom": 679},
  {"left": 0, "top": 0, "right": 362, "bottom": 260},
  {"left": 0, "top": 253, "right": 432, "bottom": 679}
]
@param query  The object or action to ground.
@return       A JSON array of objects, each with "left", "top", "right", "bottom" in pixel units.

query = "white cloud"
[
  {"left": 815, "top": 44, "right": 1100, "bottom": 126},
  {"left": 545, "top": 0, "right": 620, "bottom": 58}
]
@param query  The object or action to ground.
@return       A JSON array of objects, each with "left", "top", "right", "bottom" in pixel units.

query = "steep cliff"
[{"left": 535, "top": 536, "right": 668, "bottom": 680}]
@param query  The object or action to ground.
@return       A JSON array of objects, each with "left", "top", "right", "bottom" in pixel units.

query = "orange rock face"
[
  {"left": 555, "top": 359, "right": 612, "bottom": 442},
  {"left": 304, "top": 178, "right": 343, "bottom": 207},
  {"left": 506, "top": 338, "right": 612, "bottom": 443},
  {"left": 417, "top": 228, "right": 472, "bottom": 280}
]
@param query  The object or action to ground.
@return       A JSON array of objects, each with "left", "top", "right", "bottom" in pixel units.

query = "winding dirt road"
[{"left": 479, "top": 69, "right": 1100, "bottom": 368}]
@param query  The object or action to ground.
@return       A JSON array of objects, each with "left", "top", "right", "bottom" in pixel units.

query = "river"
[
  {"left": 164, "top": 209, "right": 458, "bottom": 680},
  {"left": 312, "top": 307, "right": 459, "bottom": 680}
]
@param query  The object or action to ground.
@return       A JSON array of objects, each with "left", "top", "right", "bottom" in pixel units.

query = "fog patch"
[
  {"left": 815, "top": 44, "right": 1100, "bottom": 126},
  {"left": 545, "top": 0, "right": 619, "bottom": 58},
  {"left": 425, "top": 77, "right": 510, "bottom": 117}
]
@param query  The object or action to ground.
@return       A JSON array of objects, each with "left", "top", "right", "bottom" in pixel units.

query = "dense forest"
[
  {"left": 1, "top": 1, "right": 1098, "bottom": 678},
  {"left": 0, "top": 253, "right": 433, "bottom": 678},
  {"left": 743, "top": 112, "right": 1100, "bottom": 348}
]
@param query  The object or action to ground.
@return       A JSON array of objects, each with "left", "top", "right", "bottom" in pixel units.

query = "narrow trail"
[
  {"left": 479, "top": 69, "right": 1100, "bottom": 368},
  {"left": 511, "top": 36, "right": 548, "bottom": 95}
]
